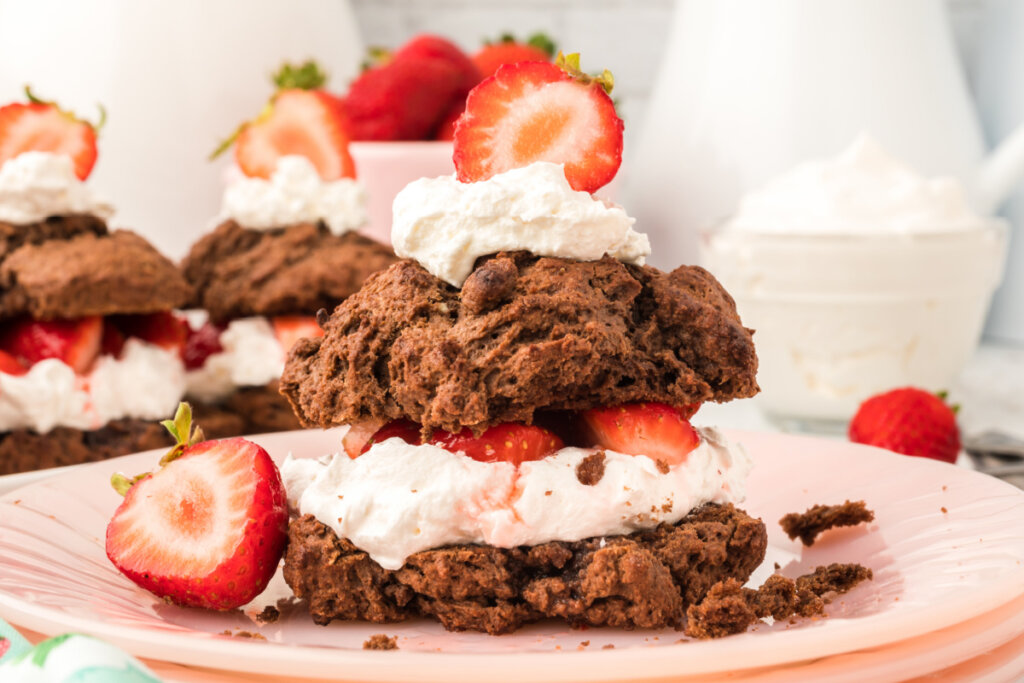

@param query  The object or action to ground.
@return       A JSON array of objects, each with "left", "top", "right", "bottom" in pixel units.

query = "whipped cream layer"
[
  {"left": 0, "top": 151, "right": 114, "bottom": 225},
  {"left": 392, "top": 162, "right": 650, "bottom": 286},
  {"left": 283, "top": 427, "right": 750, "bottom": 570},
  {"left": 0, "top": 340, "right": 185, "bottom": 433},
  {"left": 220, "top": 156, "right": 367, "bottom": 235},
  {"left": 185, "top": 318, "right": 285, "bottom": 403},
  {"left": 728, "top": 134, "right": 983, "bottom": 234}
]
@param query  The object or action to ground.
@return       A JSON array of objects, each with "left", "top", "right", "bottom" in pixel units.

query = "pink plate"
[{"left": 1, "top": 429, "right": 1023, "bottom": 681}]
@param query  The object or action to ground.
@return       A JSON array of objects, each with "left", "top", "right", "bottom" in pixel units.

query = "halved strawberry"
[
  {"left": 180, "top": 322, "right": 224, "bottom": 370},
  {"left": 0, "top": 350, "right": 27, "bottom": 376},
  {"left": 580, "top": 402, "right": 700, "bottom": 467},
  {"left": 0, "top": 316, "right": 102, "bottom": 374},
  {"left": 430, "top": 423, "right": 564, "bottom": 466},
  {"left": 111, "top": 312, "right": 188, "bottom": 351},
  {"left": 453, "top": 53, "right": 623, "bottom": 193},
  {"left": 0, "top": 87, "right": 102, "bottom": 180},
  {"left": 106, "top": 404, "right": 288, "bottom": 611},
  {"left": 271, "top": 316, "right": 324, "bottom": 355},
  {"left": 472, "top": 32, "right": 556, "bottom": 79},
  {"left": 231, "top": 89, "right": 355, "bottom": 181}
]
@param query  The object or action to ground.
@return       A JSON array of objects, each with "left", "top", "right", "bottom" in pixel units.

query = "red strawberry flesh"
[
  {"left": 271, "top": 315, "right": 324, "bottom": 355},
  {"left": 105, "top": 437, "right": 288, "bottom": 610},
  {"left": 0, "top": 316, "right": 102, "bottom": 374},
  {"left": 453, "top": 60, "right": 623, "bottom": 192},
  {"left": 580, "top": 402, "right": 700, "bottom": 467},
  {"left": 430, "top": 423, "right": 564, "bottom": 466},
  {"left": 181, "top": 322, "right": 224, "bottom": 370}
]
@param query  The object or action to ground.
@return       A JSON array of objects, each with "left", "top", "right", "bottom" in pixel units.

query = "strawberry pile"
[
  {"left": 106, "top": 403, "right": 288, "bottom": 610},
  {"left": 0, "top": 87, "right": 103, "bottom": 180},
  {"left": 343, "top": 402, "right": 702, "bottom": 468}
]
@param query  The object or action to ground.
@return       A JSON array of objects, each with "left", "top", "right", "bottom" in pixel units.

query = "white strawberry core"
[
  {"left": 282, "top": 426, "right": 750, "bottom": 571},
  {"left": 110, "top": 445, "right": 253, "bottom": 577},
  {"left": 490, "top": 81, "right": 601, "bottom": 170}
]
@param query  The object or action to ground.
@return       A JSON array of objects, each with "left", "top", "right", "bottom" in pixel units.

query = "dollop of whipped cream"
[
  {"left": 0, "top": 151, "right": 114, "bottom": 225},
  {"left": 185, "top": 317, "right": 284, "bottom": 403},
  {"left": 283, "top": 427, "right": 750, "bottom": 571},
  {"left": 0, "top": 340, "right": 186, "bottom": 433},
  {"left": 220, "top": 156, "right": 367, "bottom": 235},
  {"left": 728, "top": 134, "right": 983, "bottom": 234},
  {"left": 392, "top": 161, "right": 650, "bottom": 286}
]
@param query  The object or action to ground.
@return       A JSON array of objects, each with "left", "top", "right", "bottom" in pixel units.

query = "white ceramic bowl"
[
  {"left": 700, "top": 221, "right": 1009, "bottom": 424},
  {"left": 350, "top": 141, "right": 455, "bottom": 245}
]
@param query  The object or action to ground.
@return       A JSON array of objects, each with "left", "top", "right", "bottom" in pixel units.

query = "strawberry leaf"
[{"left": 272, "top": 60, "right": 328, "bottom": 91}]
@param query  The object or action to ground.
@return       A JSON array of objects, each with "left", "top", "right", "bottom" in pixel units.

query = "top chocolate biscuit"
[
  {"left": 182, "top": 220, "right": 399, "bottom": 324},
  {"left": 281, "top": 252, "right": 759, "bottom": 433},
  {"left": 0, "top": 216, "right": 192, "bottom": 320}
]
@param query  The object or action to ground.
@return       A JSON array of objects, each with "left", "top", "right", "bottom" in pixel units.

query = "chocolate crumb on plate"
[
  {"left": 255, "top": 605, "right": 280, "bottom": 624},
  {"left": 684, "top": 563, "right": 873, "bottom": 639},
  {"left": 779, "top": 500, "right": 875, "bottom": 546},
  {"left": 363, "top": 634, "right": 398, "bottom": 650}
]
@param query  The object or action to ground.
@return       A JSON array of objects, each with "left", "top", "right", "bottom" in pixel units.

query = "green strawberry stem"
[
  {"left": 272, "top": 60, "right": 328, "bottom": 91},
  {"left": 111, "top": 402, "right": 205, "bottom": 496},
  {"left": 527, "top": 32, "right": 557, "bottom": 57},
  {"left": 24, "top": 85, "right": 107, "bottom": 133},
  {"left": 554, "top": 53, "right": 614, "bottom": 95}
]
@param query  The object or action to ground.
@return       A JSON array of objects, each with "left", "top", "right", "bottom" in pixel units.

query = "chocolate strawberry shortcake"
[
  {"left": 181, "top": 64, "right": 397, "bottom": 438},
  {"left": 278, "top": 55, "right": 763, "bottom": 635},
  {"left": 0, "top": 91, "right": 192, "bottom": 474}
]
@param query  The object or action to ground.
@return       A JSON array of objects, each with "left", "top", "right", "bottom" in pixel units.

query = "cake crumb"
[
  {"left": 654, "top": 459, "right": 670, "bottom": 474},
  {"left": 545, "top": 490, "right": 552, "bottom": 496},
  {"left": 685, "top": 563, "right": 873, "bottom": 639},
  {"left": 941, "top": 507, "right": 948, "bottom": 513},
  {"left": 779, "top": 500, "right": 874, "bottom": 546},
  {"left": 363, "top": 634, "right": 398, "bottom": 650},
  {"left": 220, "top": 629, "right": 266, "bottom": 640},
  {"left": 602, "top": 644, "right": 615, "bottom": 650},
  {"left": 576, "top": 451, "right": 606, "bottom": 486},
  {"left": 255, "top": 605, "right": 280, "bottom": 624},
  {"left": 579, "top": 640, "right": 590, "bottom": 647}
]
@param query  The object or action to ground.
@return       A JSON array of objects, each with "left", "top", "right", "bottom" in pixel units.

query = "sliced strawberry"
[
  {"left": 430, "top": 423, "right": 564, "bottom": 466},
  {"left": 453, "top": 54, "right": 623, "bottom": 193},
  {"left": 472, "top": 33, "right": 556, "bottom": 79},
  {"left": 271, "top": 315, "right": 324, "bottom": 355},
  {"left": 352, "top": 418, "right": 423, "bottom": 457},
  {"left": 0, "top": 88, "right": 101, "bottom": 180},
  {"left": 181, "top": 322, "right": 224, "bottom": 370},
  {"left": 100, "top": 320, "right": 126, "bottom": 358},
  {"left": 0, "top": 349, "right": 27, "bottom": 376},
  {"left": 580, "top": 402, "right": 700, "bottom": 467},
  {"left": 0, "top": 316, "right": 102, "bottom": 374},
  {"left": 106, "top": 405, "right": 288, "bottom": 611},
  {"left": 111, "top": 312, "right": 188, "bottom": 351},
  {"left": 234, "top": 89, "right": 355, "bottom": 181}
]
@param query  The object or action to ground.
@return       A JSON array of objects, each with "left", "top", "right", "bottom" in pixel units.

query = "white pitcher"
[
  {"left": 631, "top": 0, "right": 1024, "bottom": 270},
  {"left": 0, "top": 0, "right": 364, "bottom": 260}
]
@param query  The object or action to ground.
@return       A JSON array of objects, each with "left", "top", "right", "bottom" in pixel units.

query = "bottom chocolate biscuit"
[
  {"left": 284, "top": 502, "right": 767, "bottom": 635},
  {"left": 0, "top": 418, "right": 173, "bottom": 475},
  {"left": 190, "top": 380, "right": 302, "bottom": 440}
]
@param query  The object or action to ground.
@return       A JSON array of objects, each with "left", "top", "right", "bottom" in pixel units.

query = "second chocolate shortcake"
[
  {"left": 180, "top": 64, "right": 397, "bottom": 438},
  {"left": 278, "top": 55, "right": 764, "bottom": 635}
]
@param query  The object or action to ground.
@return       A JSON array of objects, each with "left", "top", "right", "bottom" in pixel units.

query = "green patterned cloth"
[{"left": 0, "top": 619, "right": 161, "bottom": 682}]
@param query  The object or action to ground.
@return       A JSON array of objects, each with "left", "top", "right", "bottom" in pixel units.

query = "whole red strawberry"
[
  {"left": 346, "top": 35, "right": 482, "bottom": 141},
  {"left": 106, "top": 403, "right": 288, "bottom": 610},
  {"left": 848, "top": 387, "right": 961, "bottom": 464}
]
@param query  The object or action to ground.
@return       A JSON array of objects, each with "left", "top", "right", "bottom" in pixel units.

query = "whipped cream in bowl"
[
  {"left": 0, "top": 151, "right": 114, "bottom": 224},
  {"left": 282, "top": 426, "right": 750, "bottom": 570},
  {"left": 392, "top": 161, "right": 649, "bottom": 286},
  {"left": 219, "top": 155, "right": 367, "bottom": 235},
  {"left": 701, "top": 135, "right": 1008, "bottom": 423}
]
